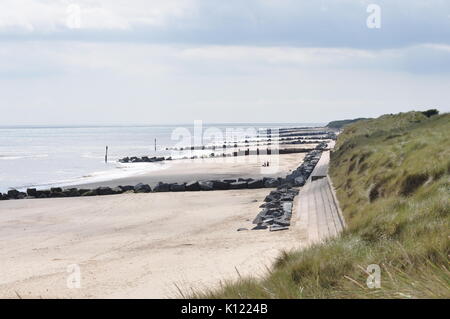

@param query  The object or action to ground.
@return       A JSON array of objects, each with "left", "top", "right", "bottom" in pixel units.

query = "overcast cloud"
[{"left": 0, "top": 0, "right": 449, "bottom": 125}]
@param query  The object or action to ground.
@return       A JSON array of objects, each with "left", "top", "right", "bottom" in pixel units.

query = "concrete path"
[{"left": 294, "top": 150, "right": 345, "bottom": 244}]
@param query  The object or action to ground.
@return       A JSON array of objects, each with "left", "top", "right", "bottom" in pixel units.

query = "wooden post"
[
  {"left": 154, "top": 138, "right": 156, "bottom": 151},
  {"left": 105, "top": 146, "right": 108, "bottom": 163}
]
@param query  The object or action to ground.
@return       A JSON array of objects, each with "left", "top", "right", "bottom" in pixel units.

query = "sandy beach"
[
  {"left": 76, "top": 153, "right": 307, "bottom": 189},
  {"left": 0, "top": 129, "right": 330, "bottom": 298},
  {"left": 0, "top": 190, "right": 306, "bottom": 298}
]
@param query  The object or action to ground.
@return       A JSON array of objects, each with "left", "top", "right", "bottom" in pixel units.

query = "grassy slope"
[
  {"left": 194, "top": 112, "right": 450, "bottom": 299},
  {"left": 326, "top": 118, "right": 370, "bottom": 129}
]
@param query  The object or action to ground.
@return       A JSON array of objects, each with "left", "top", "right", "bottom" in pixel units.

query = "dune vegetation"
[{"left": 193, "top": 111, "right": 450, "bottom": 299}]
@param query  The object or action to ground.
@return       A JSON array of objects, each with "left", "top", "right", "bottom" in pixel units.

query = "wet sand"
[{"left": 76, "top": 153, "right": 306, "bottom": 189}]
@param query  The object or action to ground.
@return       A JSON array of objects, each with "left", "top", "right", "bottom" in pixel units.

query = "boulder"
[
  {"left": 259, "top": 201, "right": 280, "bottom": 209},
  {"left": 211, "top": 180, "right": 230, "bottom": 190},
  {"left": 0, "top": 193, "right": 8, "bottom": 200},
  {"left": 153, "top": 182, "right": 170, "bottom": 192},
  {"left": 199, "top": 181, "right": 213, "bottom": 191},
  {"left": 16, "top": 192, "right": 27, "bottom": 199},
  {"left": 119, "top": 185, "right": 134, "bottom": 192},
  {"left": 280, "top": 193, "right": 295, "bottom": 201},
  {"left": 278, "top": 180, "right": 294, "bottom": 188},
  {"left": 81, "top": 189, "right": 98, "bottom": 196},
  {"left": 170, "top": 183, "right": 186, "bottom": 192},
  {"left": 229, "top": 181, "right": 248, "bottom": 189},
  {"left": 50, "top": 187, "right": 63, "bottom": 193},
  {"left": 269, "top": 225, "right": 289, "bottom": 232},
  {"left": 111, "top": 187, "right": 123, "bottom": 194},
  {"left": 7, "top": 189, "right": 20, "bottom": 199},
  {"left": 134, "top": 183, "right": 152, "bottom": 193},
  {"left": 96, "top": 187, "right": 116, "bottom": 195},
  {"left": 36, "top": 190, "right": 51, "bottom": 198},
  {"left": 285, "top": 174, "right": 295, "bottom": 182},
  {"left": 50, "top": 192, "right": 66, "bottom": 198},
  {"left": 63, "top": 188, "right": 80, "bottom": 197},
  {"left": 248, "top": 179, "right": 264, "bottom": 189},
  {"left": 262, "top": 217, "right": 275, "bottom": 225},
  {"left": 252, "top": 224, "right": 268, "bottom": 230},
  {"left": 77, "top": 189, "right": 90, "bottom": 196},
  {"left": 282, "top": 202, "right": 293, "bottom": 213},
  {"left": 185, "top": 181, "right": 201, "bottom": 191},
  {"left": 238, "top": 178, "right": 254, "bottom": 182},
  {"left": 252, "top": 208, "right": 270, "bottom": 224},
  {"left": 119, "top": 157, "right": 130, "bottom": 163},
  {"left": 223, "top": 179, "right": 236, "bottom": 183},
  {"left": 26, "top": 188, "right": 37, "bottom": 197},
  {"left": 264, "top": 194, "right": 279, "bottom": 203},
  {"left": 274, "top": 218, "right": 291, "bottom": 227},
  {"left": 264, "top": 178, "right": 280, "bottom": 188}
]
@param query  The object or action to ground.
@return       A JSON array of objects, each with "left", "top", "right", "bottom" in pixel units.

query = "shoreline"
[
  {"left": 1, "top": 152, "right": 313, "bottom": 197},
  {"left": 0, "top": 126, "right": 334, "bottom": 298},
  {"left": 72, "top": 153, "right": 308, "bottom": 189},
  {"left": 2, "top": 144, "right": 323, "bottom": 194},
  {"left": 0, "top": 125, "right": 333, "bottom": 193}
]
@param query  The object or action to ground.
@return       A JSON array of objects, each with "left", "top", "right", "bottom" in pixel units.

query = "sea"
[{"left": 0, "top": 123, "right": 323, "bottom": 193}]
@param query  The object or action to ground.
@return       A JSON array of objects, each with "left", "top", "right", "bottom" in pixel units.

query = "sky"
[{"left": 0, "top": 0, "right": 449, "bottom": 125}]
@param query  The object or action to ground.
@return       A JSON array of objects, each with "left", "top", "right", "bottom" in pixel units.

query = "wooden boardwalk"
[
  {"left": 294, "top": 150, "right": 346, "bottom": 244},
  {"left": 310, "top": 151, "right": 329, "bottom": 180}
]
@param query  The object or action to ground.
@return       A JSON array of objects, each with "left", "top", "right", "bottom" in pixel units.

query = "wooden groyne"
[{"left": 119, "top": 142, "right": 329, "bottom": 163}]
